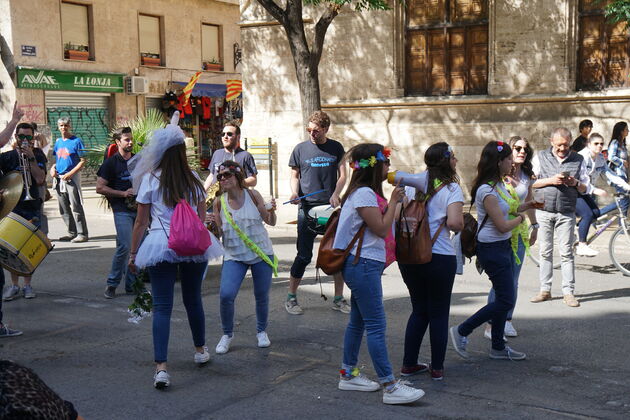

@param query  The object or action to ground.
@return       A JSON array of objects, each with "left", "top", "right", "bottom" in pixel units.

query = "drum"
[
  {"left": 0, "top": 212, "right": 53, "bottom": 275},
  {"left": 306, "top": 205, "right": 335, "bottom": 235}
]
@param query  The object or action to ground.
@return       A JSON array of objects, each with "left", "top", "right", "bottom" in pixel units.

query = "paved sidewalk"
[{"left": 0, "top": 188, "right": 628, "bottom": 419}]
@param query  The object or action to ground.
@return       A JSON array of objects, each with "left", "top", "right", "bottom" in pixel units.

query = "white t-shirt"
[
  {"left": 513, "top": 169, "right": 531, "bottom": 202},
  {"left": 333, "top": 187, "right": 386, "bottom": 263},
  {"left": 404, "top": 172, "right": 464, "bottom": 256},
  {"left": 134, "top": 170, "right": 223, "bottom": 268},
  {"left": 475, "top": 182, "right": 511, "bottom": 243}
]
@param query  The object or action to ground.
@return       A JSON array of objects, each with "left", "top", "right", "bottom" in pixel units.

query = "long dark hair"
[
  {"left": 508, "top": 136, "right": 534, "bottom": 178},
  {"left": 424, "top": 142, "right": 459, "bottom": 198},
  {"left": 609, "top": 121, "right": 628, "bottom": 149},
  {"left": 470, "top": 141, "right": 513, "bottom": 205},
  {"left": 158, "top": 143, "right": 204, "bottom": 207},
  {"left": 341, "top": 143, "right": 387, "bottom": 205},
  {"left": 216, "top": 160, "right": 247, "bottom": 196}
]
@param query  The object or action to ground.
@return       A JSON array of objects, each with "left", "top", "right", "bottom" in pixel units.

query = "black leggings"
[{"left": 399, "top": 254, "right": 456, "bottom": 370}]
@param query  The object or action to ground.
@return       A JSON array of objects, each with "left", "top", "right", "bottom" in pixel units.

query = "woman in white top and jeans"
[
  {"left": 208, "top": 160, "right": 277, "bottom": 354},
  {"left": 334, "top": 143, "right": 424, "bottom": 405},
  {"left": 398, "top": 142, "right": 464, "bottom": 381},
  {"left": 128, "top": 112, "right": 223, "bottom": 389},
  {"left": 450, "top": 141, "right": 533, "bottom": 361}
]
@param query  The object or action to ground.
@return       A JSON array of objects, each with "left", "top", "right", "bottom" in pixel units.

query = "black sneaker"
[{"left": 104, "top": 286, "right": 116, "bottom": 299}]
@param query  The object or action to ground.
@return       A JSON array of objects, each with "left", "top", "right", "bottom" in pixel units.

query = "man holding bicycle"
[{"left": 530, "top": 128, "right": 590, "bottom": 308}]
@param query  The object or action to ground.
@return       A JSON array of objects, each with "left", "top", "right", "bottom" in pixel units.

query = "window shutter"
[
  {"left": 406, "top": 30, "right": 429, "bottom": 94},
  {"left": 467, "top": 25, "right": 488, "bottom": 94},
  {"left": 578, "top": 15, "right": 606, "bottom": 90},
  {"left": 449, "top": 28, "right": 467, "bottom": 95},
  {"left": 451, "top": 0, "right": 487, "bottom": 23},
  {"left": 408, "top": 0, "right": 446, "bottom": 26},
  {"left": 606, "top": 21, "right": 630, "bottom": 88},
  {"left": 429, "top": 29, "right": 448, "bottom": 95}
]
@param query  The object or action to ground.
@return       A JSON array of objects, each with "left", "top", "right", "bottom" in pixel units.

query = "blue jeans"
[
  {"left": 576, "top": 195, "right": 600, "bottom": 242},
  {"left": 459, "top": 240, "right": 515, "bottom": 351},
  {"left": 600, "top": 187, "right": 629, "bottom": 218},
  {"left": 148, "top": 261, "right": 207, "bottom": 363},
  {"left": 399, "top": 254, "right": 456, "bottom": 371},
  {"left": 341, "top": 256, "right": 394, "bottom": 384},
  {"left": 290, "top": 204, "right": 318, "bottom": 279},
  {"left": 220, "top": 257, "right": 273, "bottom": 335},
  {"left": 487, "top": 236, "right": 525, "bottom": 320},
  {"left": 108, "top": 211, "right": 136, "bottom": 291}
]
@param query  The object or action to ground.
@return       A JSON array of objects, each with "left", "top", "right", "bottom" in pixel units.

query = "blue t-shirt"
[{"left": 53, "top": 136, "right": 85, "bottom": 175}]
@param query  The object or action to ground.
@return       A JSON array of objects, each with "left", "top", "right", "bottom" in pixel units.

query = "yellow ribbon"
[
  {"left": 220, "top": 195, "right": 278, "bottom": 277},
  {"left": 495, "top": 181, "right": 530, "bottom": 265}
]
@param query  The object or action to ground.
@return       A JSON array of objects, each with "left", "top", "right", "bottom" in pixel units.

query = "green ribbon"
[
  {"left": 220, "top": 195, "right": 278, "bottom": 277},
  {"left": 495, "top": 181, "right": 530, "bottom": 265}
]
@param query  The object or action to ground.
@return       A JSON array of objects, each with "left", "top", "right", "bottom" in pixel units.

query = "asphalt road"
[{"left": 1, "top": 188, "right": 629, "bottom": 419}]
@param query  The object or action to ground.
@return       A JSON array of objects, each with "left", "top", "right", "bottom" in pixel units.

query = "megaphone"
[{"left": 386, "top": 171, "right": 426, "bottom": 190}]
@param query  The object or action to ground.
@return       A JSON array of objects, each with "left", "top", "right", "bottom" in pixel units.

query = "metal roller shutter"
[
  {"left": 145, "top": 96, "right": 163, "bottom": 111},
  {"left": 45, "top": 91, "right": 110, "bottom": 149}
]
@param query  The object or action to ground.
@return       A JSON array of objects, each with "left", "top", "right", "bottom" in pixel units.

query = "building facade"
[
  {"left": 1, "top": 0, "right": 241, "bottom": 166},
  {"left": 241, "top": 0, "right": 630, "bottom": 198}
]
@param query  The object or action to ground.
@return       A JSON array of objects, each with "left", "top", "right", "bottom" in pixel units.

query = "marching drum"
[
  {"left": 306, "top": 205, "right": 335, "bottom": 235},
  {"left": 0, "top": 212, "right": 53, "bottom": 275}
]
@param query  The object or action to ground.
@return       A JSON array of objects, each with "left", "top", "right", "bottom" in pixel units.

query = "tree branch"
[
  {"left": 311, "top": 4, "right": 340, "bottom": 66},
  {"left": 256, "top": 0, "right": 287, "bottom": 25}
]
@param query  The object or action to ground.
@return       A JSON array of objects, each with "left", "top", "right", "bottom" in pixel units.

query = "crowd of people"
[{"left": 1, "top": 104, "right": 627, "bottom": 408}]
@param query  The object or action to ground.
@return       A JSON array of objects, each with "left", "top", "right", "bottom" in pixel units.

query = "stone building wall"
[{"left": 240, "top": 0, "right": 630, "bottom": 199}]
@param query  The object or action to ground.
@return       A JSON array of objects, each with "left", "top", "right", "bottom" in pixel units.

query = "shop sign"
[{"left": 17, "top": 67, "right": 124, "bottom": 92}]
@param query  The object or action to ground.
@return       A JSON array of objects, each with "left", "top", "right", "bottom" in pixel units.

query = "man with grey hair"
[
  {"left": 50, "top": 117, "right": 89, "bottom": 242},
  {"left": 530, "top": 127, "right": 590, "bottom": 307}
]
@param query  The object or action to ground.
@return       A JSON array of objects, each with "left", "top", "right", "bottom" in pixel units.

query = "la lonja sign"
[{"left": 17, "top": 67, "right": 124, "bottom": 93}]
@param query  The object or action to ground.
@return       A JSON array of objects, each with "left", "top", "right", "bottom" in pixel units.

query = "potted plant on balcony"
[
  {"left": 64, "top": 43, "right": 89, "bottom": 60},
  {"left": 141, "top": 52, "right": 161, "bottom": 66},
  {"left": 202, "top": 57, "right": 223, "bottom": 72}
]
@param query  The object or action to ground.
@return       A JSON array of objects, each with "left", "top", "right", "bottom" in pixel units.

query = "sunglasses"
[
  {"left": 306, "top": 127, "right": 321, "bottom": 133},
  {"left": 513, "top": 146, "right": 528, "bottom": 153},
  {"left": 217, "top": 172, "right": 234, "bottom": 181},
  {"left": 222, "top": 132, "right": 235, "bottom": 138},
  {"left": 592, "top": 142, "right": 604, "bottom": 146},
  {"left": 17, "top": 134, "right": 33, "bottom": 141}
]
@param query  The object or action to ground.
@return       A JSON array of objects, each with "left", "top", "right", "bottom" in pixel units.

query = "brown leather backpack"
[
  {"left": 395, "top": 184, "right": 445, "bottom": 264},
  {"left": 316, "top": 209, "right": 366, "bottom": 275}
]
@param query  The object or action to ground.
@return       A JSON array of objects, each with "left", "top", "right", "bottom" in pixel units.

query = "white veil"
[{"left": 129, "top": 111, "right": 185, "bottom": 192}]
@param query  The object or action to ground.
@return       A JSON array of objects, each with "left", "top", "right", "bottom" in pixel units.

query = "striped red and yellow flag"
[
  {"left": 226, "top": 79, "right": 242, "bottom": 101},
  {"left": 182, "top": 71, "right": 202, "bottom": 106}
]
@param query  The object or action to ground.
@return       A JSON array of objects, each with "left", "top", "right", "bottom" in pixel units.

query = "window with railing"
[
  {"left": 202, "top": 24, "right": 222, "bottom": 71},
  {"left": 405, "top": 0, "right": 488, "bottom": 96},
  {"left": 61, "top": 2, "right": 93, "bottom": 61},
  {"left": 139, "top": 14, "right": 164, "bottom": 66}
]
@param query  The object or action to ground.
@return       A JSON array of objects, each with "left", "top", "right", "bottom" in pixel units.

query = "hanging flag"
[
  {"left": 226, "top": 79, "right": 242, "bottom": 102},
  {"left": 182, "top": 71, "right": 202, "bottom": 106}
]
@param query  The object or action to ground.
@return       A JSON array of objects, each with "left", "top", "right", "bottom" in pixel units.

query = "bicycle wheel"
[
  {"left": 527, "top": 225, "right": 562, "bottom": 269},
  {"left": 608, "top": 227, "right": 630, "bottom": 276}
]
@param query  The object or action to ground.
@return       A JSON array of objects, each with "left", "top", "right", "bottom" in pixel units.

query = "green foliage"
[
  {"left": 303, "top": 0, "right": 390, "bottom": 11},
  {"left": 604, "top": 0, "right": 630, "bottom": 26}
]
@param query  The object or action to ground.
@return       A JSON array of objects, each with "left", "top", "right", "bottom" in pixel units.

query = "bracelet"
[{"left": 531, "top": 223, "right": 539, "bottom": 229}]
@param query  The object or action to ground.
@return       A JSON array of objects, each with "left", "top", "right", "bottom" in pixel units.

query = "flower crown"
[
  {"left": 351, "top": 147, "right": 391, "bottom": 170},
  {"left": 218, "top": 163, "right": 242, "bottom": 173},
  {"left": 496, "top": 141, "right": 505, "bottom": 152}
]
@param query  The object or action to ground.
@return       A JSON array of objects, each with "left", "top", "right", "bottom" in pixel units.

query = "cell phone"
[{"left": 561, "top": 171, "right": 570, "bottom": 178}]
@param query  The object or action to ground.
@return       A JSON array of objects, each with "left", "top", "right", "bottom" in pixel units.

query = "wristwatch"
[{"left": 531, "top": 223, "right": 539, "bottom": 229}]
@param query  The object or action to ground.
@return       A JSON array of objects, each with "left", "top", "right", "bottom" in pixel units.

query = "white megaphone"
[{"left": 386, "top": 171, "right": 426, "bottom": 190}]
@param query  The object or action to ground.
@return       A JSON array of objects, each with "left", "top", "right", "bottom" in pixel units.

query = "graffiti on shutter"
[{"left": 47, "top": 108, "right": 110, "bottom": 149}]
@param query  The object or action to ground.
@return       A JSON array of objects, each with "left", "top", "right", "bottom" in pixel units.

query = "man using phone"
[{"left": 530, "top": 128, "right": 591, "bottom": 307}]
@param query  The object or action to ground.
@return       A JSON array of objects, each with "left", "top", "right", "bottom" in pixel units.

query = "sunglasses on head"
[
  {"left": 17, "top": 134, "right": 33, "bottom": 141},
  {"left": 513, "top": 146, "right": 528, "bottom": 153},
  {"left": 222, "top": 132, "right": 235, "bottom": 138},
  {"left": 217, "top": 172, "right": 234, "bottom": 181}
]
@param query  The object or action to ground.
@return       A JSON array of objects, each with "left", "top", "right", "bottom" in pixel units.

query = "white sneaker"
[
  {"left": 331, "top": 299, "right": 351, "bottom": 314},
  {"left": 383, "top": 380, "right": 425, "bottom": 404},
  {"left": 194, "top": 346, "right": 210, "bottom": 364},
  {"left": 215, "top": 334, "right": 233, "bottom": 354},
  {"left": 338, "top": 374, "right": 380, "bottom": 392},
  {"left": 256, "top": 331, "right": 271, "bottom": 348},
  {"left": 484, "top": 325, "right": 507, "bottom": 342},
  {"left": 153, "top": 370, "right": 170, "bottom": 389},
  {"left": 504, "top": 321, "right": 518, "bottom": 337},
  {"left": 576, "top": 243, "right": 598, "bottom": 257}
]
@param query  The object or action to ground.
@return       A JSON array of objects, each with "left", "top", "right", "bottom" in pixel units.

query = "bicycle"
[{"left": 528, "top": 193, "right": 630, "bottom": 276}]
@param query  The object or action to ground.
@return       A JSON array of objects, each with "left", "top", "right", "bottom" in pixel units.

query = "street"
[{"left": 1, "top": 188, "right": 629, "bottom": 419}]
